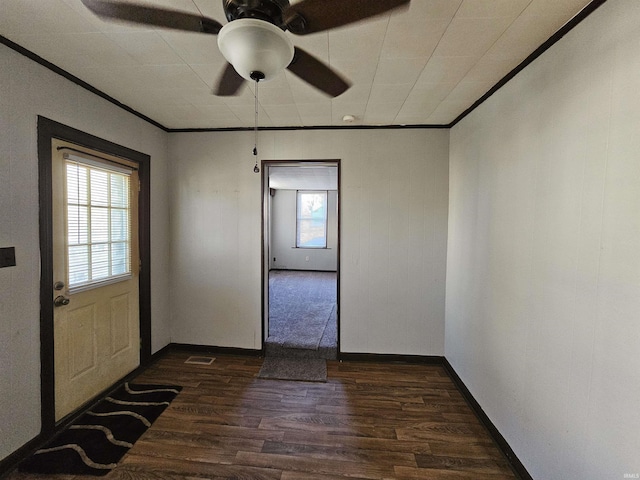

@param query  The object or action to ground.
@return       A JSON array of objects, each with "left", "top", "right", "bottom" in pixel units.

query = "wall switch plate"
[{"left": 0, "top": 247, "right": 16, "bottom": 268}]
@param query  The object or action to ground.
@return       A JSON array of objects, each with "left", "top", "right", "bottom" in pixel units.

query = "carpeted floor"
[{"left": 266, "top": 270, "right": 337, "bottom": 360}]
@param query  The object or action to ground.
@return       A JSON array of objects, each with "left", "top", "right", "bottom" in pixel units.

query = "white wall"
[
  {"left": 270, "top": 189, "right": 338, "bottom": 271},
  {"left": 0, "top": 43, "right": 171, "bottom": 461},
  {"left": 168, "top": 129, "right": 449, "bottom": 354},
  {"left": 446, "top": 1, "right": 640, "bottom": 479}
]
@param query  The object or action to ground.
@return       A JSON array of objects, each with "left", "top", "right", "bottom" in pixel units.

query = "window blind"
[{"left": 65, "top": 154, "right": 132, "bottom": 291}]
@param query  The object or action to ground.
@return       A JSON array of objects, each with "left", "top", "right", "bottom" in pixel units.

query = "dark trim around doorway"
[
  {"left": 261, "top": 160, "right": 341, "bottom": 355},
  {"left": 37, "top": 116, "right": 152, "bottom": 437}
]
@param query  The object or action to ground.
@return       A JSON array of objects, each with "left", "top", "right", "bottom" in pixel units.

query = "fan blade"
[
  {"left": 287, "top": 47, "right": 350, "bottom": 97},
  {"left": 81, "top": 0, "right": 222, "bottom": 34},
  {"left": 284, "top": 0, "right": 410, "bottom": 35},
  {"left": 213, "top": 63, "right": 245, "bottom": 96}
]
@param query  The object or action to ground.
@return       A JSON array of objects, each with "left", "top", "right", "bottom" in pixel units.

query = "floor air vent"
[{"left": 184, "top": 356, "right": 215, "bottom": 365}]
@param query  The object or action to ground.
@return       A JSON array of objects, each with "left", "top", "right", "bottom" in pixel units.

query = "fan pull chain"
[{"left": 253, "top": 78, "right": 260, "bottom": 173}]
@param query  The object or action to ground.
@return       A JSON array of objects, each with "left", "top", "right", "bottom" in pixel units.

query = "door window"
[{"left": 65, "top": 154, "right": 133, "bottom": 292}]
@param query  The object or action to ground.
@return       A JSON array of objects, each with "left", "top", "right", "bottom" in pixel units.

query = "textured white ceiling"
[{"left": 1, "top": 0, "right": 594, "bottom": 129}]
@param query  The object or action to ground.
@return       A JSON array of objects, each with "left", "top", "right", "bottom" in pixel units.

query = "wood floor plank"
[
  {"left": 402, "top": 401, "right": 475, "bottom": 414},
  {"left": 261, "top": 440, "right": 418, "bottom": 466},
  {"left": 139, "top": 428, "right": 265, "bottom": 452},
  {"left": 258, "top": 416, "right": 398, "bottom": 439},
  {"left": 414, "top": 453, "right": 510, "bottom": 474},
  {"left": 395, "top": 465, "right": 517, "bottom": 479},
  {"left": 120, "top": 454, "right": 283, "bottom": 479},
  {"left": 281, "top": 472, "right": 372, "bottom": 480},
  {"left": 428, "top": 441, "right": 508, "bottom": 460},
  {"left": 151, "top": 418, "right": 286, "bottom": 442},
  {"left": 128, "top": 440, "right": 238, "bottom": 465},
  {"left": 396, "top": 421, "right": 495, "bottom": 444},
  {"left": 282, "top": 430, "right": 434, "bottom": 455},
  {"left": 7, "top": 351, "right": 518, "bottom": 480},
  {"left": 235, "top": 450, "right": 395, "bottom": 479}
]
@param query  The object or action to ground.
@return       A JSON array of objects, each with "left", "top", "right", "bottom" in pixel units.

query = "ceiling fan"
[{"left": 81, "top": 0, "right": 411, "bottom": 97}]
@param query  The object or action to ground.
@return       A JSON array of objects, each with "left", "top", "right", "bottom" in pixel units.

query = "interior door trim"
[
  {"left": 37, "top": 116, "right": 152, "bottom": 435},
  {"left": 261, "top": 159, "right": 341, "bottom": 355}
]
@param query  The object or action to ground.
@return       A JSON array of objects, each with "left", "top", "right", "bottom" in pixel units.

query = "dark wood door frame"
[
  {"left": 37, "top": 116, "right": 152, "bottom": 436},
  {"left": 261, "top": 159, "right": 341, "bottom": 354}
]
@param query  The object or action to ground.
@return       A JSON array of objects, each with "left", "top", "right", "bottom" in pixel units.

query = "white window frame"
[
  {"left": 64, "top": 153, "right": 133, "bottom": 293},
  {"left": 296, "top": 190, "right": 328, "bottom": 249}
]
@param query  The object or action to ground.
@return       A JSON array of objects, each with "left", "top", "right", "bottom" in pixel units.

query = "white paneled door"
[{"left": 52, "top": 139, "right": 140, "bottom": 421}]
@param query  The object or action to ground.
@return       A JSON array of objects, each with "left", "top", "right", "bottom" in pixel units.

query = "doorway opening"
[{"left": 262, "top": 161, "right": 340, "bottom": 359}]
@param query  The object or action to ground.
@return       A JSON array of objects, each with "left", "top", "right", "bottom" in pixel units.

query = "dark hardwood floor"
[{"left": 8, "top": 351, "right": 518, "bottom": 479}]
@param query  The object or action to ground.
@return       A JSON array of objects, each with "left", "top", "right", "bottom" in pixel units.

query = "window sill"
[{"left": 68, "top": 273, "right": 132, "bottom": 294}]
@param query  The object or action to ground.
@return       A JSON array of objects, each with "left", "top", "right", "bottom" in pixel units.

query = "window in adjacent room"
[{"left": 296, "top": 190, "right": 327, "bottom": 248}]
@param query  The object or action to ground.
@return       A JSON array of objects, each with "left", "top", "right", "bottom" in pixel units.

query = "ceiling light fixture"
[
  {"left": 342, "top": 114, "right": 356, "bottom": 123},
  {"left": 217, "top": 18, "right": 295, "bottom": 172},
  {"left": 218, "top": 19, "right": 294, "bottom": 83}
]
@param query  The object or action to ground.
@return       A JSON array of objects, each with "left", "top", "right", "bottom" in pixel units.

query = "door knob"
[{"left": 54, "top": 295, "right": 70, "bottom": 307}]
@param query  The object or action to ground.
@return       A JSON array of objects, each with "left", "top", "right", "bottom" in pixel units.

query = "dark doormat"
[
  {"left": 19, "top": 383, "right": 181, "bottom": 476},
  {"left": 258, "top": 357, "right": 327, "bottom": 382}
]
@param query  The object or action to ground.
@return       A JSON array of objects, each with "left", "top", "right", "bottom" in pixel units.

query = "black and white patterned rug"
[{"left": 19, "top": 383, "right": 181, "bottom": 476}]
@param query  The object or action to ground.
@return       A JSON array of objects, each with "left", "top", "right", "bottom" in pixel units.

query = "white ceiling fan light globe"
[{"left": 217, "top": 19, "right": 295, "bottom": 82}]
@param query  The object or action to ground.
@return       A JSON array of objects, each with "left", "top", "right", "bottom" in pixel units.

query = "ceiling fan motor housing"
[
  {"left": 218, "top": 18, "right": 295, "bottom": 82},
  {"left": 223, "top": 0, "right": 291, "bottom": 28},
  {"left": 79, "top": 0, "right": 409, "bottom": 98}
]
